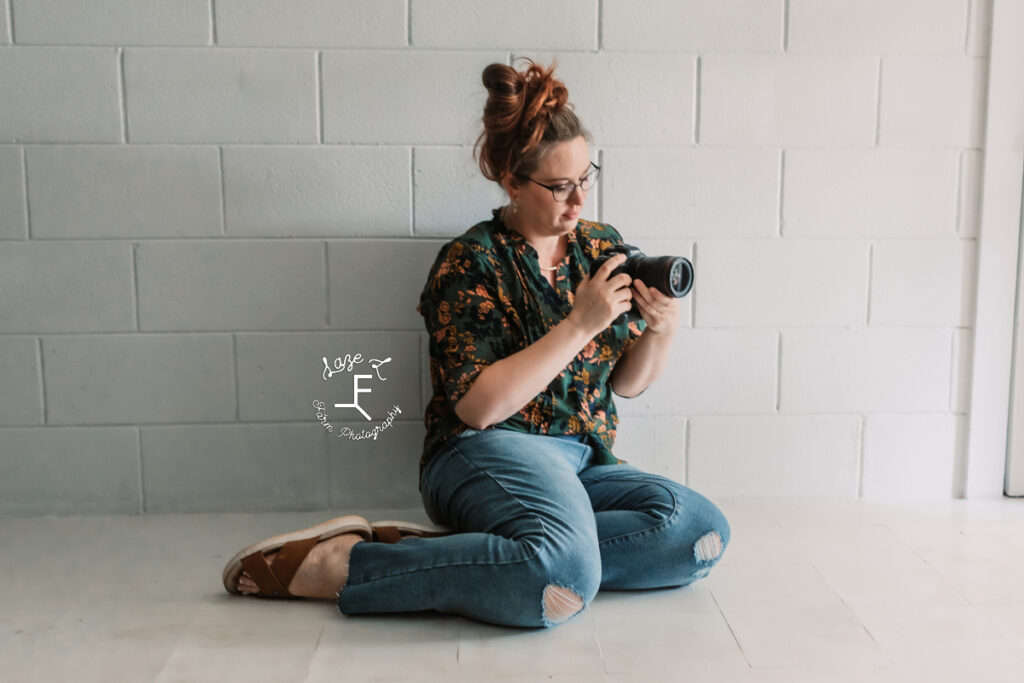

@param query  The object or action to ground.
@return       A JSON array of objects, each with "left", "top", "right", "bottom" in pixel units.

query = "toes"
[{"left": 237, "top": 574, "right": 256, "bottom": 594}]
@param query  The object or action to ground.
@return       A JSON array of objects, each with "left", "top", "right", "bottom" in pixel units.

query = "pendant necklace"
[{"left": 538, "top": 235, "right": 567, "bottom": 271}]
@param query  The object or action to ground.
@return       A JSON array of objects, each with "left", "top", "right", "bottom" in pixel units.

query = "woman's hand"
[
  {"left": 568, "top": 253, "right": 634, "bottom": 337},
  {"left": 631, "top": 279, "right": 680, "bottom": 335}
]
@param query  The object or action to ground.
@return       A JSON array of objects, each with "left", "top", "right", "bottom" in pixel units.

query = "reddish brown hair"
[{"left": 474, "top": 58, "right": 590, "bottom": 186}]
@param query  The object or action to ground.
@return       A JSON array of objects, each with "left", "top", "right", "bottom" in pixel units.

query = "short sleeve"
[{"left": 418, "top": 241, "right": 513, "bottom": 407}]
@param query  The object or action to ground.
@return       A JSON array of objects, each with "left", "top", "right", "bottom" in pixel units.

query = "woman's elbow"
[
  {"left": 454, "top": 396, "right": 493, "bottom": 430},
  {"left": 609, "top": 379, "right": 647, "bottom": 399}
]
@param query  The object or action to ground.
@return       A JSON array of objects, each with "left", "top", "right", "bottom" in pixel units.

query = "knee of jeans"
[
  {"left": 692, "top": 507, "right": 731, "bottom": 568},
  {"left": 542, "top": 583, "right": 585, "bottom": 626},
  {"left": 534, "top": 537, "right": 601, "bottom": 628}
]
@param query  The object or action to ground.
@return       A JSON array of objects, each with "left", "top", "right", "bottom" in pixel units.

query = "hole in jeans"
[
  {"left": 693, "top": 531, "right": 723, "bottom": 564},
  {"left": 543, "top": 583, "right": 584, "bottom": 623}
]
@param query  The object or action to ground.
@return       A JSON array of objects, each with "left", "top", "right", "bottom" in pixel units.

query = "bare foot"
[{"left": 237, "top": 532, "right": 365, "bottom": 599}]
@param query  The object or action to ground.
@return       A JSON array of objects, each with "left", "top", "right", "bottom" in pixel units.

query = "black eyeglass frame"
[{"left": 515, "top": 162, "right": 601, "bottom": 202}]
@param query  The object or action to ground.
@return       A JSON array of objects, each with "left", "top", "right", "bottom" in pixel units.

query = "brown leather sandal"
[
  {"left": 369, "top": 520, "right": 454, "bottom": 544},
  {"left": 222, "top": 514, "right": 373, "bottom": 598}
]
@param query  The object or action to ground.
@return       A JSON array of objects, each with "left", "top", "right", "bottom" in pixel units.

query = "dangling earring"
[{"left": 509, "top": 200, "right": 518, "bottom": 216}]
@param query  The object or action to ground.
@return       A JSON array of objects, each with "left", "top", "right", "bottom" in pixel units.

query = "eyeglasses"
[{"left": 517, "top": 162, "right": 601, "bottom": 202}]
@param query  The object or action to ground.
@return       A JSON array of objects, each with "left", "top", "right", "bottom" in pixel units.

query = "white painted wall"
[{"left": 0, "top": 0, "right": 993, "bottom": 513}]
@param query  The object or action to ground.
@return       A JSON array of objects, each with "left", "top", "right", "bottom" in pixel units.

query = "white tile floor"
[{"left": 4, "top": 497, "right": 1024, "bottom": 682}]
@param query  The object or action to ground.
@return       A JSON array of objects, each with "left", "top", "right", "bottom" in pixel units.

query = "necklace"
[
  {"left": 505, "top": 212, "right": 566, "bottom": 272},
  {"left": 537, "top": 235, "right": 568, "bottom": 272}
]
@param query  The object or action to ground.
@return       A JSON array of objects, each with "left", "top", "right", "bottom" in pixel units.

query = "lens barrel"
[{"left": 627, "top": 255, "right": 692, "bottom": 299}]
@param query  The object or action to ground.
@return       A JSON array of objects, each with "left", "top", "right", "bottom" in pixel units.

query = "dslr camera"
[{"left": 589, "top": 244, "right": 693, "bottom": 324}]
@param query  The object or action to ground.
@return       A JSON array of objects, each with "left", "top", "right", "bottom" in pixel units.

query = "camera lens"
[{"left": 638, "top": 255, "right": 691, "bottom": 298}]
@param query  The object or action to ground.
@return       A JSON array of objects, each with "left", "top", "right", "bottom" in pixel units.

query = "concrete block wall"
[{"left": 0, "top": 0, "right": 991, "bottom": 514}]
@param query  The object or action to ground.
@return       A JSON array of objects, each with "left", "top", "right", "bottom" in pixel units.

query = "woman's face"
[{"left": 509, "top": 135, "right": 592, "bottom": 239}]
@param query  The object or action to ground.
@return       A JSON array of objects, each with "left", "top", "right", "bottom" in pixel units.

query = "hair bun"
[
  {"left": 481, "top": 63, "right": 521, "bottom": 99},
  {"left": 480, "top": 59, "right": 568, "bottom": 150},
  {"left": 475, "top": 58, "right": 586, "bottom": 184}
]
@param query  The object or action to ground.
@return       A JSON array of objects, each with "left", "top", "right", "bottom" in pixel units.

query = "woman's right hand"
[{"left": 568, "top": 252, "right": 634, "bottom": 337}]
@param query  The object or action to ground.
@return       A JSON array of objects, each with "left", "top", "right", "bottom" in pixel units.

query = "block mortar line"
[
  {"left": 782, "top": 0, "right": 789, "bottom": 52},
  {"left": 857, "top": 415, "right": 866, "bottom": 498},
  {"left": 218, "top": 146, "right": 226, "bottom": 235},
  {"left": 954, "top": 148, "right": 965, "bottom": 236},
  {"left": 949, "top": 328, "right": 958, "bottom": 413},
  {"left": 410, "top": 147, "right": 416, "bottom": 235},
  {"left": 865, "top": 242, "right": 873, "bottom": 325},
  {"left": 20, "top": 144, "right": 29, "bottom": 239},
  {"left": 131, "top": 242, "right": 140, "bottom": 330},
  {"left": 596, "top": 0, "right": 603, "bottom": 50},
  {"left": 873, "top": 58, "right": 882, "bottom": 146},
  {"left": 964, "top": 0, "right": 973, "bottom": 55},
  {"left": 406, "top": 0, "right": 412, "bottom": 46},
  {"left": 210, "top": 0, "right": 217, "bottom": 45},
  {"left": 317, "top": 51, "right": 324, "bottom": 144},
  {"left": 324, "top": 241, "right": 330, "bottom": 327},
  {"left": 5, "top": 0, "right": 12, "bottom": 43},
  {"left": 36, "top": 336, "right": 46, "bottom": 424},
  {"left": 137, "top": 427, "right": 145, "bottom": 514},
  {"left": 118, "top": 48, "right": 128, "bottom": 143},
  {"left": 693, "top": 55, "right": 701, "bottom": 145},
  {"left": 777, "top": 149, "right": 785, "bottom": 237},
  {"left": 232, "top": 332, "right": 240, "bottom": 420},
  {"left": 776, "top": 331, "right": 782, "bottom": 411}
]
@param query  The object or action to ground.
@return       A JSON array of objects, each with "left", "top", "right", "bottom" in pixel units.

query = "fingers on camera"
[{"left": 598, "top": 253, "right": 627, "bottom": 277}]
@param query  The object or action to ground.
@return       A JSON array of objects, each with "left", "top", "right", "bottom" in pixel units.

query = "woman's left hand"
[{"left": 631, "top": 280, "right": 680, "bottom": 335}]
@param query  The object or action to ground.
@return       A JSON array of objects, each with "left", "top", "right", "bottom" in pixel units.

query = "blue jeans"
[{"left": 337, "top": 428, "right": 730, "bottom": 628}]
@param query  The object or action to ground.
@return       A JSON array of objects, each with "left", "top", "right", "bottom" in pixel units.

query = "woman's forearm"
[
  {"left": 608, "top": 327, "right": 675, "bottom": 398},
  {"left": 454, "top": 317, "right": 593, "bottom": 430}
]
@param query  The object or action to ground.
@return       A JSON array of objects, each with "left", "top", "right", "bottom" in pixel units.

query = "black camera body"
[{"left": 589, "top": 244, "right": 693, "bottom": 324}]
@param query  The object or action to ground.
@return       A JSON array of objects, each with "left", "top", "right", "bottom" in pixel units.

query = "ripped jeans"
[{"left": 337, "top": 428, "right": 731, "bottom": 628}]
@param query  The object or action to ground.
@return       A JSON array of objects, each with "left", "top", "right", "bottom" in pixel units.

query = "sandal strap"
[
  {"left": 372, "top": 525, "right": 454, "bottom": 543},
  {"left": 273, "top": 537, "right": 321, "bottom": 589},
  {"left": 240, "top": 536, "right": 320, "bottom": 598}
]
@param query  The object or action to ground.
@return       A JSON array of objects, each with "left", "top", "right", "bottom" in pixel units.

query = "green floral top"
[{"left": 416, "top": 208, "right": 646, "bottom": 487}]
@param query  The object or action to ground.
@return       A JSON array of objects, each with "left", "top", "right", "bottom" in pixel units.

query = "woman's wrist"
[{"left": 563, "top": 310, "right": 601, "bottom": 342}]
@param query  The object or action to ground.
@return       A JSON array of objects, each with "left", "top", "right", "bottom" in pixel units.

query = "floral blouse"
[{"left": 416, "top": 208, "right": 646, "bottom": 486}]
